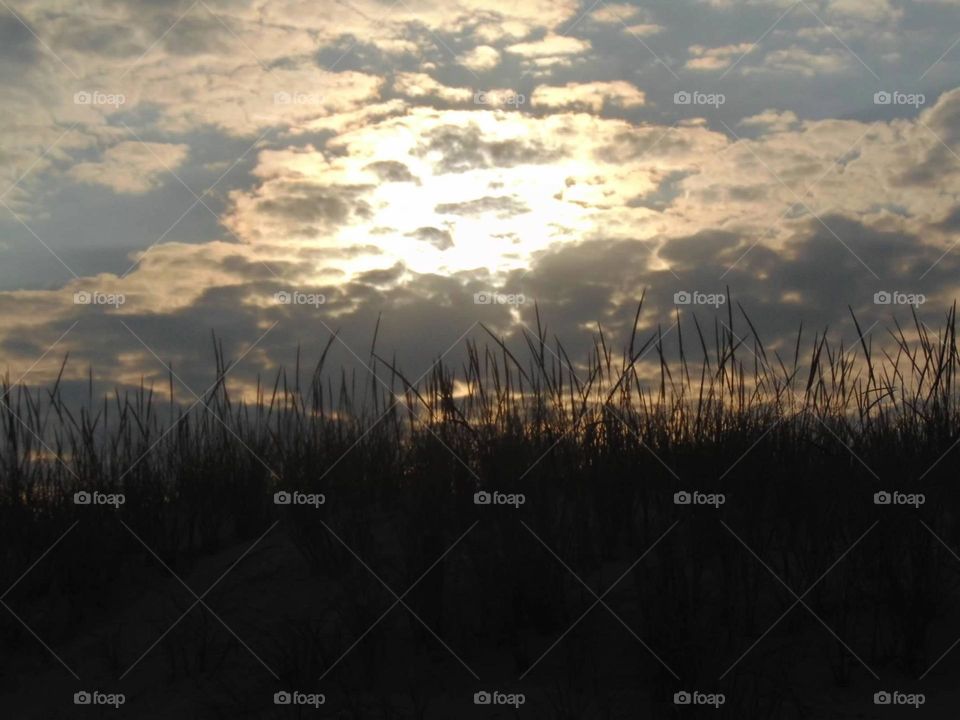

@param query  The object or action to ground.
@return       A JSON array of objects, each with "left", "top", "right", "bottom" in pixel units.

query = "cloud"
[
  {"left": 413, "top": 120, "right": 565, "bottom": 174},
  {"left": 435, "top": 195, "right": 530, "bottom": 217},
  {"left": 623, "top": 23, "right": 664, "bottom": 36},
  {"left": 393, "top": 72, "right": 473, "bottom": 104},
  {"left": 531, "top": 81, "right": 645, "bottom": 112},
  {"left": 505, "top": 33, "right": 591, "bottom": 67},
  {"left": 751, "top": 47, "right": 854, "bottom": 76},
  {"left": 68, "top": 141, "right": 190, "bottom": 193},
  {"left": 364, "top": 160, "right": 421, "bottom": 184},
  {"left": 5, "top": 0, "right": 960, "bottom": 400},
  {"left": 506, "top": 34, "right": 590, "bottom": 57},
  {"left": 740, "top": 110, "right": 802, "bottom": 133},
  {"left": 0, "top": 10, "right": 39, "bottom": 66},
  {"left": 407, "top": 226, "right": 454, "bottom": 250},
  {"left": 589, "top": 3, "right": 644, "bottom": 23},
  {"left": 149, "top": 65, "right": 385, "bottom": 136},
  {"left": 685, "top": 43, "right": 754, "bottom": 71},
  {"left": 826, "top": 0, "right": 902, "bottom": 23},
  {"left": 254, "top": 182, "right": 373, "bottom": 228},
  {"left": 458, "top": 45, "right": 501, "bottom": 72}
]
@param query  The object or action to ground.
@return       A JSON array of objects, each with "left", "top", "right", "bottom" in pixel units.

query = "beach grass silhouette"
[{"left": 2, "top": 300, "right": 959, "bottom": 717}]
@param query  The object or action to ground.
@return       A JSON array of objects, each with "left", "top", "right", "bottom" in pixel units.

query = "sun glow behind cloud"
[{"left": 226, "top": 108, "right": 655, "bottom": 283}]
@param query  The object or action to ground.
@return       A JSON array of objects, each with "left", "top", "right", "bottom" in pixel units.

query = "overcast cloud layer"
[{"left": 2, "top": 0, "right": 960, "bottom": 399}]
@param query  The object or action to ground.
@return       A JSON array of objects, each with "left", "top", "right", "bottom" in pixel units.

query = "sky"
[{"left": 2, "top": 0, "right": 960, "bottom": 402}]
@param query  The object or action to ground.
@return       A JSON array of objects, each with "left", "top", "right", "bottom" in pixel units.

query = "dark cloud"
[
  {"left": 0, "top": 11, "right": 38, "bottom": 66},
  {"left": 928, "top": 89, "right": 960, "bottom": 146},
  {"left": 296, "top": 244, "right": 383, "bottom": 259},
  {"left": 255, "top": 182, "right": 373, "bottom": 228},
  {"left": 158, "top": 15, "right": 233, "bottom": 56},
  {"left": 896, "top": 151, "right": 960, "bottom": 187},
  {"left": 415, "top": 123, "right": 562, "bottom": 173},
  {"left": 935, "top": 205, "right": 960, "bottom": 232},
  {"left": 55, "top": 23, "right": 145, "bottom": 57},
  {"left": 356, "top": 262, "right": 406, "bottom": 285},
  {"left": 628, "top": 170, "right": 691, "bottom": 211},
  {"left": 435, "top": 195, "right": 529, "bottom": 217},
  {"left": 9, "top": 209, "right": 960, "bottom": 416},
  {"left": 896, "top": 89, "right": 960, "bottom": 186},
  {"left": 365, "top": 160, "right": 420, "bottom": 184},
  {"left": 406, "top": 226, "right": 454, "bottom": 250},
  {"left": 658, "top": 230, "right": 741, "bottom": 269},
  {"left": 219, "top": 254, "right": 303, "bottom": 279},
  {"left": 593, "top": 128, "right": 699, "bottom": 164}
]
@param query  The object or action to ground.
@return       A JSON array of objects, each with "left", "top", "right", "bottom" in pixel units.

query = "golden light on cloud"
[{"left": 220, "top": 108, "right": 676, "bottom": 285}]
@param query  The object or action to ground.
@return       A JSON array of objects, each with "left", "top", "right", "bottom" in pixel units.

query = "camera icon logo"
[
  {"left": 274, "top": 491, "right": 292, "bottom": 505},
  {"left": 874, "top": 491, "right": 891, "bottom": 505},
  {"left": 274, "top": 690, "right": 292, "bottom": 704},
  {"left": 674, "top": 91, "right": 692, "bottom": 105},
  {"left": 474, "top": 491, "right": 491, "bottom": 505},
  {"left": 274, "top": 291, "right": 292, "bottom": 305},
  {"left": 674, "top": 691, "right": 692, "bottom": 705},
  {"left": 74, "top": 691, "right": 92, "bottom": 705},
  {"left": 874, "top": 291, "right": 892, "bottom": 305},
  {"left": 874, "top": 91, "right": 892, "bottom": 105},
  {"left": 474, "top": 691, "right": 492, "bottom": 705},
  {"left": 74, "top": 290, "right": 92, "bottom": 305},
  {"left": 674, "top": 491, "right": 691, "bottom": 505},
  {"left": 74, "top": 91, "right": 92, "bottom": 105},
  {"left": 274, "top": 92, "right": 292, "bottom": 105},
  {"left": 74, "top": 491, "right": 92, "bottom": 505},
  {"left": 874, "top": 691, "right": 891, "bottom": 705},
  {"left": 474, "top": 292, "right": 492, "bottom": 305},
  {"left": 674, "top": 291, "right": 691, "bottom": 305}
]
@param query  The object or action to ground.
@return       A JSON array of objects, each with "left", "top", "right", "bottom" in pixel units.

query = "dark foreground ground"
[{"left": 4, "top": 428, "right": 960, "bottom": 719}]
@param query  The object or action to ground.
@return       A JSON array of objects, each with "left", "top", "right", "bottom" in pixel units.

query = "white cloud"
[
  {"left": 506, "top": 33, "right": 591, "bottom": 58},
  {"left": 532, "top": 81, "right": 645, "bottom": 112},
  {"left": 752, "top": 47, "right": 854, "bottom": 76},
  {"left": 458, "top": 45, "right": 501, "bottom": 72},
  {"left": 68, "top": 141, "right": 189, "bottom": 193},
  {"left": 589, "top": 3, "right": 642, "bottom": 23},
  {"left": 623, "top": 23, "right": 664, "bottom": 37},
  {"left": 685, "top": 43, "right": 754, "bottom": 71},
  {"left": 740, "top": 110, "right": 801, "bottom": 133},
  {"left": 393, "top": 73, "right": 473, "bottom": 103}
]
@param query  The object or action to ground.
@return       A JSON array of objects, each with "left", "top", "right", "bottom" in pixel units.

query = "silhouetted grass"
[{"left": 2, "top": 298, "right": 960, "bottom": 718}]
